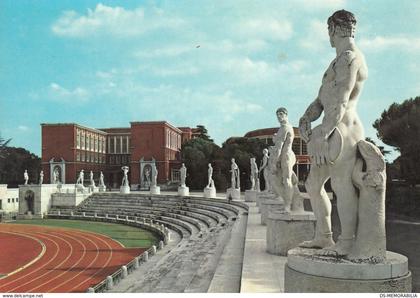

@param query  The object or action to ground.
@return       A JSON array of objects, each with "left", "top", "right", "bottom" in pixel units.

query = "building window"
[
  {"left": 122, "top": 137, "right": 127, "bottom": 153},
  {"left": 171, "top": 169, "right": 180, "bottom": 182},
  {"left": 116, "top": 137, "right": 121, "bottom": 154},
  {"left": 76, "top": 130, "right": 80, "bottom": 149},
  {"left": 81, "top": 131, "right": 85, "bottom": 149},
  {"left": 103, "top": 139, "right": 106, "bottom": 153},
  {"left": 76, "top": 152, "right": 80, "bottom": 161},
  {"left": 16, "top": 198, "right": 19, "bottom": 202},
  {"left": 8, "top": 198, "right": 10, "bottom": 203},
  {"left": 109, "top": 137, "right": 114, "bottom": 154}
]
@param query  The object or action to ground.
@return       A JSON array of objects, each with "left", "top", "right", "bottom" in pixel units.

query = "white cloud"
[
  {"left": 359, "top": 36, "right": 420, "bottom": 52},
  {"left": 51, "top": 3, "right": 185, "bottom": 38},
  {"left": 293, "top": 0, "right": 346, "bottom": 10},
  {"left": 49, "top": 82, "right": 89, "bottom": 101},
  {"left": 299, "top": 19, "right": 330, "bottom": 51},
  {"left": 18, "top": 125, "right": 29, "bottom": 132},
  {"left": 235, "top": 18, "right": 293, "bottom": 41}
]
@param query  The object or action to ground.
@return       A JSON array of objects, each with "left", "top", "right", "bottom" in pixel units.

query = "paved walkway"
[{"left": 240, "top": 202, "right": 286, "bottom": 293}]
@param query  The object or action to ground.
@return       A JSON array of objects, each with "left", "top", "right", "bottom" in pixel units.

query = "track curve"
[{"left": 0, "top": 224, "right": 145, "bottom": 293}]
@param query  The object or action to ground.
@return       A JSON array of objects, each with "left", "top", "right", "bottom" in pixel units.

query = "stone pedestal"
[
  {"left": 244, "top": 190, "right": 258, "bottom": 202},
  {"left": 226, "top": 188, "right": 240, "bottom": 200},
  {"left": 204, "top": 186, "right": 216, "bottom": 198},
  {"left": 260, "top": 199, "right": 284, "bottom": 225},
  {"left": 120, "top": 185, "right": 130, "bottom": 194},
  {"left": 266, "top": 211, "right": 315, "bottom": 256},
  {"left": 150, "top": 186, "right": 160, "bottom": 195},
  {"left": 178, "top": 186, "right": 189, "bottom": 196},
  {"left": 89, "top": 186, "right": 99, "bottom": 193},
  {"left": 256, "top": 192, "right": 276, "bottom": 209},
  {"left": 284, "top": 247, "right": 412, "bottom": 293},
  {"left": 99, "top": 185, "right": 106, "bottom": 192}
]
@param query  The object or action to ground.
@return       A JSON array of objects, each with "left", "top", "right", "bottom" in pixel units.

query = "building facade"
[
  {"left": 41, "top": 121, "right": 194, "bottom": 189},
  {"left": 243, "top": 127, "right": 310, "bottom": 181}
]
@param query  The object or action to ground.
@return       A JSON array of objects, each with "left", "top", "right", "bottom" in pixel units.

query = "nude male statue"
[
  {"left": 230, "top": 158, "right": 240, "bottom": 189},
  {"left": 207, "top": 163, "right": 214, "bottom": 188},
  {"left": 250, "top": 157, "right": 259, "bottom": 191},
  {"left": 273, "top": 107, "right": 296, "bottom": 212},
  {"left": 298, "top": 10, "right": 368, "bottom": 256},
  {"left": 121, "top": 166, "right": 129, "bottom": 186},
  {"left": 260, "top": 149, "right": 270, "bottom": 192}
]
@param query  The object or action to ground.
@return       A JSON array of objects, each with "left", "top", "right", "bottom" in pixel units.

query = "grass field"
[{"left": 12, "top": 219, "right": 160, "bottom": 248}]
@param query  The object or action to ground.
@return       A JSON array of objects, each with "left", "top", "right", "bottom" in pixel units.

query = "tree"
[
  {"left": 222, "top": 137, "right": 267, "bottom": 190},
  {"left": 181, "top": 138, "right": 225, "bottom": 190},
  {"left": 0, "top": 146, "right": 41, "bottom": 187},
  {"left": 373, "top": 96, "right": 420, "bottom": 185},
  {"left": 0, "top": 134, "right": 11, "bottom": 158},
  {"left": 194, "top": 125, "right": 214, "bottom": 142}
]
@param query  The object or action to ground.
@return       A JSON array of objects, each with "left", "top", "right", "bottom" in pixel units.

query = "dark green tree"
[
  {"left": 0, "top": 134, "right": 11, "bottom": 158},
  {"left": 373, "top": 96, "right": 420, "bottom": 185},
  {"left": 0, "top": 146, "right": 41, "bottom": 187},
  {"left": 194, "top": 125, "right": 213, "bottom": 142},
  {"left": 222, "top": 137, "right": 267, "bottom": 190},
  {"left": 181, "top": 138, "right": 225, "bottom": 190}
]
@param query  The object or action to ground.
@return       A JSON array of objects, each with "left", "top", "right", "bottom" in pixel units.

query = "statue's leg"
[
  {"left": 320, "top": 157, "right": 358, "bottom": 256},
  {"left": 299, "top": 165, "right": 334, "bottom": 248},
  {"left": 281, "top": 160, "right": 294, "bottom": 213}
]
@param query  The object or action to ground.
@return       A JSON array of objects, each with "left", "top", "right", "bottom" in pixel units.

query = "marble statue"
[
  {"left": 260, "top": 149, "right": 270, "bottom": 192},
  {"left": 151, "top": 164, "right": 158, "bottom": 187},
  {"left": 24, "top": 170, "right": 29, "bottom": 185},
  {"left": 53, "top": 168, "right": 60, "bottom": 184},
  {"left": 180, "top": 163, "right": 187, "bottom": 187},
  {"left": 298, "top": 10, "right": 371, "bottom": 257},
  {"left": 39, "top": 170, "right": 44, "bottom": 185},
  {"left": 267, "top": 108, "right": 303, "bottom": 213},
  {"left": 144, "top": 167, "right": 151, "bottom": 185},
  {"left": 207, "top": 163, "right": 214, "bottom": 188},
  {"left": 99, "top": 171, "right": 105, "bottom": 187},
  {"left": 89, "top": 171, "right": 95, "bottom": 187},
  {"left": 121, "top": 166, "right": 129, "bottom": 186},
  {"left": 230, "top": 158, "right": 240, "bottom": 189},
  {"left": 76, "top": 170, "right": 84, "bottom": 185},
  {"left": 250, "top": 157, "right": 259, "bottom": 191}
]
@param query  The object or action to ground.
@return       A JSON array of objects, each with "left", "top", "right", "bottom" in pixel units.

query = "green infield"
[{"left": 13, "top": 219, "right": 160, "bottom": 248}]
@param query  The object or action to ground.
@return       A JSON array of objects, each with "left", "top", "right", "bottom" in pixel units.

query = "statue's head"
[
  {"left": 276, "top": 107, "right": 288, "bottom": 123},
  {"left": 263, "top": 148, "right": 268, "bottom": 154},
  {"left": 327, "top": 10, "right": 356, "bottom": 46},
  {"left": 231, "top": 158, "right": 235, "bottom": 162}
]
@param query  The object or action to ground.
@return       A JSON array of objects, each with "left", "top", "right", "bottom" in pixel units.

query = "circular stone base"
[
  {"left": 260, "top": 199, "right": 284, "bottom": 225},
  {"left": 120, "top": 185, "right": 130, "bottom": 194},
  {"left": 285, "top": 264, "right": 412, "bottom": 293},
  {"left": 150, "top": 186, "right": 160, "bottom": 195},
  {"left": 178, "top": 186, "right": 189, "bottom": 196},
  {"left": 266, "top": 211, "right": 315, "bottom": 256},
  {"left": 204, "top": 186, "right": 216, "bottom": 198},
  {"left": 285, "top": 247, "right": 412, "bottom": 292},
  {"left": 245, "top": 190, "right": 258, "bottom": 202}
]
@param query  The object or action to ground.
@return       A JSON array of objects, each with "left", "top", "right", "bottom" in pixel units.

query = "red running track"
[{"left": 0, "top": 224, "right": 145, "bottom": 293}]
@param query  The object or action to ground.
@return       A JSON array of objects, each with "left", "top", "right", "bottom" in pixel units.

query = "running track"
[{"left": 0, "top": 224, "right": 145, "bottom": 293}]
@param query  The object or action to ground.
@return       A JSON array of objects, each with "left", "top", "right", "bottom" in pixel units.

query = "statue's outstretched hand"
[{"left": 299, "top": 117, "right": 311, "bottom": 143}]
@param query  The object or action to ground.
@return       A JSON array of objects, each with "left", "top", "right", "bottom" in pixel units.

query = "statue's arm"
[
  {"left": 299, "top": 97, "right": 323, "bottom": 142},
  {"left": 320, "top": 50, "right": 358, "bottom": 139}
]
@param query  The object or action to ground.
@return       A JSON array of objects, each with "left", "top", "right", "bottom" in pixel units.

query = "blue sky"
[{"left": 1, "top": 0, "right": 419, "bottom": 161}]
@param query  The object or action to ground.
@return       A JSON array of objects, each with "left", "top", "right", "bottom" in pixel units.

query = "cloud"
[
  {"left": 18, "top": 125, "right": 29, "bottom": 132},
  {"left": 48, "top": 82, "right": 89, "bottom": 101},
  {"left": 235, "top": 18, "right": 293, "bottom": 41},
  {"left": 51, "top": 3, "right": 185, "bottom": 38},
  {"left": 293, "top": 0, "right": 346, "bottom": 10},
  {"left": 299, "top": 19, "right": 330, "bottom": 51},
  {"left": 359, "top": 36, "right": 420, "bottom": 52}
]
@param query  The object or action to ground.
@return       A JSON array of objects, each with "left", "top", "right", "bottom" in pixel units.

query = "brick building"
[
  {"left": 41, "top": 121, "right": 195, "bottom": 189},
  {"left": 243, "top": 127, "right": 310, "bottom": 181}
]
